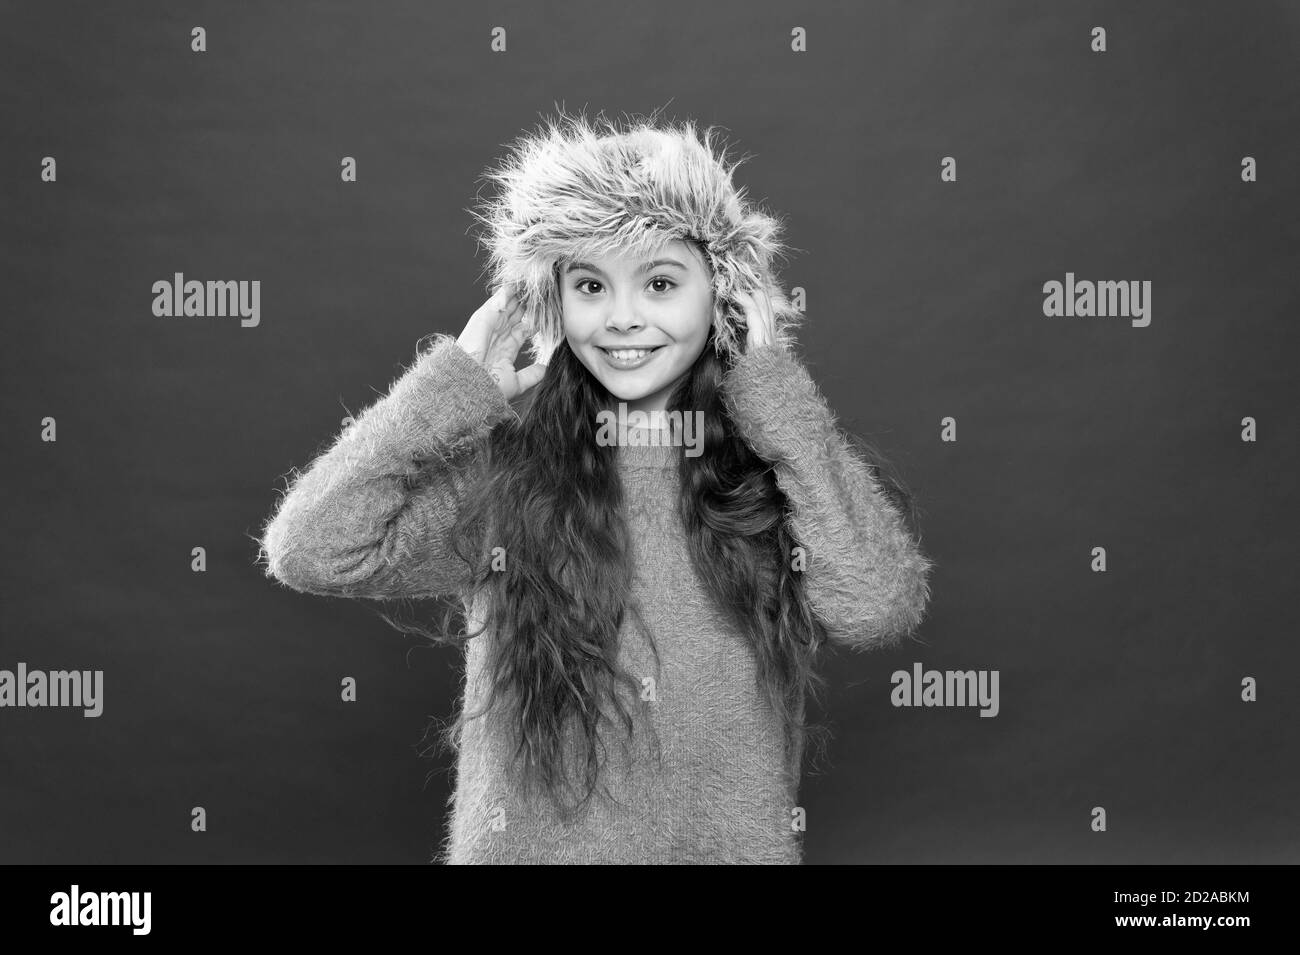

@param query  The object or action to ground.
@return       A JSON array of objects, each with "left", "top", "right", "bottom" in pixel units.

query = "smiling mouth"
[{"left": 599, "top": 346, "right": 665, "bottom": 360}]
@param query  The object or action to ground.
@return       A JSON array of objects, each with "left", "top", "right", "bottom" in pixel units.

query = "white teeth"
[{"left": 608, "top": 349, "right": 652, "bottom": 360}]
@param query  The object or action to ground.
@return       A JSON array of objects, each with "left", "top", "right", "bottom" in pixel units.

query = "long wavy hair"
[{"left": 377, "top": 325, "right": 923, "bottom": 823}]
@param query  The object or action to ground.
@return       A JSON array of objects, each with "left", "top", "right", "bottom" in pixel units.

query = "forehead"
[{"left": 563, "top": 238, "right": 706, "bottom": 274}]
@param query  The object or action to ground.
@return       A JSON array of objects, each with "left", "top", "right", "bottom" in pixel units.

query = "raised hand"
[
  {"left": 456, "top": 286, "right": 548, "bottom": 400},
  {"left": 733, "top": 287, "right": 777, "bottom": 351}
]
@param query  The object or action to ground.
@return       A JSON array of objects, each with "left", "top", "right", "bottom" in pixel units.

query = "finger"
[
  {"left": 488, "top": 294, "right": 523, "bottom": 334},
  {"left": 497, "top": 286, "right": 521, "bottom": 311},
  {"left": 475, "top": 288, "right": 508, "bottom": 320},
  {"left": 516, "top": 362, "right": 547, "bottom": 393},
  {"left": 484, "top": 315, "right": 529, "bottom": 365},
  {"left": 506, "top": 318, "right": 532, "bottom": 356},
  {"left": 483, "top": 297, "right": 525, "bottom": 338},
  {"left": 472, "top": 288, "right": 522, "bottom": 333},
  {"left": 748, "top": 289, "right": 774, "bottom": 330},
  {"left": 734, "top": 290, "right": 755, "bottom": 319}
]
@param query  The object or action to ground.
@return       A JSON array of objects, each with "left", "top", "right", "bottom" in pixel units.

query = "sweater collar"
[{"left": 615, "top": 440, "right": 679, "bottom": 470}]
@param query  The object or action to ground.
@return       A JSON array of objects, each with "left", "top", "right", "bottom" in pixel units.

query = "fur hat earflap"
[{"left": 468, "top": 108, "right": 803, "bottom": 366}]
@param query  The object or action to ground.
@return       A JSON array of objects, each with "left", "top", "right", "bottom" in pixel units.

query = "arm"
[
  {"left": 257, "top": 334, "right": 514, "bottom": 600},
  {"left": 721, "top": 344, "right": 934, "bottom": 650}
]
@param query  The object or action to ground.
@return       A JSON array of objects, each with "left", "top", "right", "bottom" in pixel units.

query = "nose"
[{"left": 604, "top": 301, "right": 644, "bottom": 335}]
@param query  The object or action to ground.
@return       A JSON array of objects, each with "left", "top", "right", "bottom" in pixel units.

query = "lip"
[{"left": 597, "top": 345, "right": 665, "bottom": 370}]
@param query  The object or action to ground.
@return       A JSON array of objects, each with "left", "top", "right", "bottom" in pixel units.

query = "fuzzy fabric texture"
[
  {"left": 469, "top": 110, "right": 805, "bottom": 366},
  {"left": 257, "top": 337, "right": 934, "bottom": 864}
]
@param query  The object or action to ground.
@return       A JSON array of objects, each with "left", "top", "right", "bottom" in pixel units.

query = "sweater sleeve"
[
  {"left": 257, "top": 334, "right": 514, "bottom": 600},
  {"left": 721, "top": 344, "right": 934, "bottom": 651}
]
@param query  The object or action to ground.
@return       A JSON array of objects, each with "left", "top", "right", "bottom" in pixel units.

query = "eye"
[{"left": 575, "top": 277, "right": 677, "bottom": 295}]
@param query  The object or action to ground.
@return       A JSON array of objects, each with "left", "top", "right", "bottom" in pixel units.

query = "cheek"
[
  {"left": 664, "top": 296, "right": 713, "bottom": 339},
  {"left": 687, "top": 302, "right": 715, "bottom": 342},
  {"left": 560, "top": 303, "right": 589, "bottom": 340}
]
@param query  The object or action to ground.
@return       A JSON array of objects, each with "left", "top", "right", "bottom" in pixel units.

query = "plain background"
[{"left": 1, "top": 0, "right": 1297, "bottom": 864}]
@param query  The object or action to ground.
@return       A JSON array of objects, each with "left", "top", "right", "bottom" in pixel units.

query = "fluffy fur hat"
[{"left": 468, "top": 109, "right": 803, "bottom": 367}]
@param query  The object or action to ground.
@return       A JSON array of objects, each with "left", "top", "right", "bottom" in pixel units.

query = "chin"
[{"left": 601, "top": 377, "right": 664, "bottom": 402}]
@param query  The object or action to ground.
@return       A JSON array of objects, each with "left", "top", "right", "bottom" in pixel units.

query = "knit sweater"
[{"left": 258, "top": 336, "right": 933, "bottom": 864}]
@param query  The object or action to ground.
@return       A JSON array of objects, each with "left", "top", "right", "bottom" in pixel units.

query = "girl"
[{"left": 258, "top": 110, "right": 934, "bottom": 865}]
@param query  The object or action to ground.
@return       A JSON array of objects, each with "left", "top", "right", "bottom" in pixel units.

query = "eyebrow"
[{"left": 564, "top": 258, "right": 688, "bottom": 276}]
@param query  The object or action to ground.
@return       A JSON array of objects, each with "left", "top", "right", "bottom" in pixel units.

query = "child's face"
[{"left": 559, "top": 239, "right": 713, "bottom": 416}]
